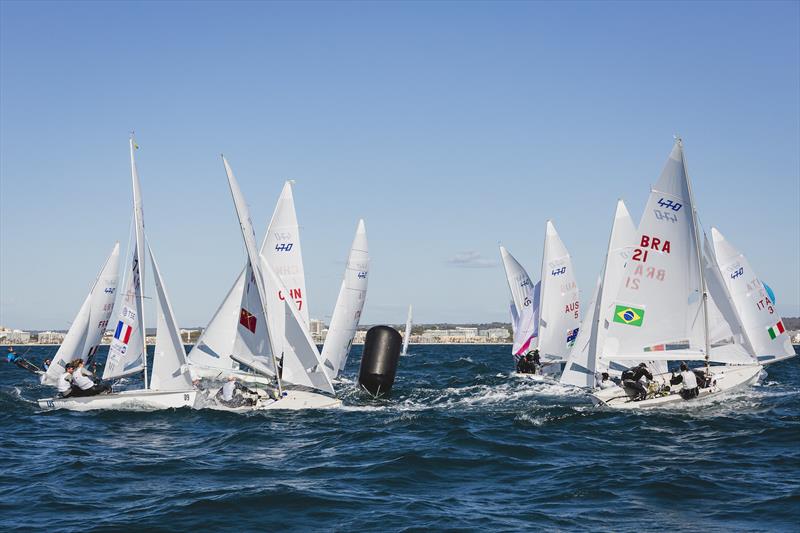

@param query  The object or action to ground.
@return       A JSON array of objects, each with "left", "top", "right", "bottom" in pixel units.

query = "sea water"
[{"left": 1, "top": 344, "right": 798, "bottom": 532}]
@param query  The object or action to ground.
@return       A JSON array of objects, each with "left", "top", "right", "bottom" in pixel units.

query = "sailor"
[
  {"left": 531, "top": 350, "right": 541, "bottom": 373},
  {"left": 43, "top": 359, "right": 51, "bottom": 371},
  {"left": 672, "top": 362, "right": 699, "bottom": 400},
  {"left": 57, "top": 366, "right": 75, "bottom": 398},
  {"left": 621, "top": 362, "right": 653, "bottom": 401},
  {"left": 216, "top": 376, "right": 257, "bottom": 407},
  {"left": 70, "top": 360, "right": 111, "bottom": 397},
  {"left": 6, "top": 347, "right": 18, "bottom": 363},
  {"left": 597, "top": 372, "right": 616, "bottom": 389},
  {"left": 515, "top": 355, "right": 529, "bottom": 374}
]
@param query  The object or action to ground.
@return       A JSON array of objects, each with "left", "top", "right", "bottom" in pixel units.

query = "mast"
[
  {"left": 679, "top": 138, "right": 711, "bottom": 375},
  {"left": 129, "top": 133, "right": 149, "bottom": 389}
]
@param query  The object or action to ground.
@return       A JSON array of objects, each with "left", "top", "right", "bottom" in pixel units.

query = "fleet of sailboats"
[{"left": 26, "top": 136, "right": 796, "bottom": 412}]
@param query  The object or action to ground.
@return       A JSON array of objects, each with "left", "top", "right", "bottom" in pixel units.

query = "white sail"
[
  {"left": 537, "top": 221, "right": 580, "bottom": 362},
  {"left": 401, "top": 305, "right": 412, "bottom": 356},
  {"left": 600, "top": 141, "right": 709, "bottom": 363},
  {"left": 561, "top": 276, "right": 602, "bottom": 387},
  {"left": 562, "top": 201, "right": 637, "bottom": 386},
  {"left": 261, "top": 255, "right": 334, "bottom": 394},
  {"left": 261, "top": 181, "right": 309, "bottom": 324},
  {"left": 43, "top": 243, "right": 120, "bottom": 385},
  {"left": 499, "top": 246, "right": 539, "bottom": 356},
  {"left": 711, "top": 227, "right": 795, "bottom": 364},
  {"left": 186, "top": 270, "right": 244, "bottom": 374},
  {"left": 321, "top": 219, "right": 369, "bottom": 378},
  {"left": 148, "top": 244, "right": 194, "bottom": 391},
  {"left": 222, "top": 156, "right": 280, "bottom": 383},
  {"left": 104, "top": 137, "right": 147, "bottom": 381}
]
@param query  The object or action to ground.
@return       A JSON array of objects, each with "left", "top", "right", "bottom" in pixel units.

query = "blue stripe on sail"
[{"left": 114, "top": 321, "right": 124, "bottom": 340}]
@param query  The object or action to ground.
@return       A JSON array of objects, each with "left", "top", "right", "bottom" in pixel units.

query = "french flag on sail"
[{"left": 114, "top": 320, "right": 133, "bottom": 344}]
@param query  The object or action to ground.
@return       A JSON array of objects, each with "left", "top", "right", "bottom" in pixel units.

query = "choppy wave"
[{"left": 1, "top": 344, "right": 798, "bottom": 532}]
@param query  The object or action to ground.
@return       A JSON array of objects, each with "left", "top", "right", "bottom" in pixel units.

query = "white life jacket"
[
  {"left": 222, "top": 381, "right": 236, "bottom": 401},
  {"left": 57, "top": 372, "right": 72, "bottom": 393},
  {"left": 73, "top": 371, "right": 95, "bottom": 390},
  {"left": 681, "top": 370, "right": 698, "bottom": 390}
]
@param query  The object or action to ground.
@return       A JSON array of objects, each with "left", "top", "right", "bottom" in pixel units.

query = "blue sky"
[{"left": 1, "top": 1, "right": 798, "bottom": 330}]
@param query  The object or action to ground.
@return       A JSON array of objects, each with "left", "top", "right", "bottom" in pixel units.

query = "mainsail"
[
  {"left": 536, "top": 221, "right": 580, "bottom": 362},
  {"left": 148, "top": 244, "right": 194, "bottom": 391},
  {"left": 711, "top": 227, "right": 795, "bottom": 364},
  {"left": 42, "top": 243, "right": 120, "bottom": 385},
  {"left": 262, "top": 181, "right": 309, "bottom": 324},
  {"left": 104, "top": 137, "right": 147, "bottom": 381},
  {"left": 321, "top": 219, "right": 369, "bottom": 378},
  {"left": 499, "top": 246, "right": 539, "bottom": 357}
]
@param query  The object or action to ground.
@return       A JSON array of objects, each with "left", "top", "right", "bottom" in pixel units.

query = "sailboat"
[
  {"left": 216, "top": 156, "right": 340, "bottom": 409},
  {"left": 709, "top": 227, "right": 795, "bottom": 365},
  {"left": 591, "top": 139, "right": 762, "bottom": 408},
  {"left": 187, "top": 181, "right": 312, "bottom": 385},
  {"left": 560, "top": 200, "right": 668, "bottom": 388},
  {"left": 38, "top": 137, "right": 197, "bottom": 410},
  {"left": 499, "top": 246, "right": 539, "bottom": 364},
  {"left": 500, "top": 221, "right": 580, "bottom": 376},
  {"left": 320, "top": 219, "right": 369, "bottom": 379},
  {"left": 401, "top": 305, "right": 412, "bottom": 356},
  {"left": 40, "top": 243, "right": 120, "bottom": 385}
]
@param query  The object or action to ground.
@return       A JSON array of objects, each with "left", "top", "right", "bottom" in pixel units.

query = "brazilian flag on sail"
[{"left": 613, "top": 305, "right": 645, "bottom": 327}]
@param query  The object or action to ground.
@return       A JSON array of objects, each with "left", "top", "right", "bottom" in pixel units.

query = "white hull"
[
  {"left": 37, "top": 389, "right": 197, "bottom": 411},
  {"left": 591, "top": 364, "right": 761, "bottom": 409},
  {"left": 203, "top": 389, "right": 341, "bottom": 412}
]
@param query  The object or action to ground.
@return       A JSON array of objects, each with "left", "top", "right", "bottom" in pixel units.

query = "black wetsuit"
[
  {"left": 70, "top": 382, "right": 112, "bottom": 397},
  {"left": 621, "top": 366, "right": 653, "bottom": 400}
]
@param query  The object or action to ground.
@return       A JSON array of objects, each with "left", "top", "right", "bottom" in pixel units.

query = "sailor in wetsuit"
[
  {"left": 670, "top": 362, "right": 699, "bottom": 400},
  {"left": 516, "top": 350, "right": 540, "bottom": 374},
  {"left": 621, "top": 363, "right": 653, "bottom": 401}
]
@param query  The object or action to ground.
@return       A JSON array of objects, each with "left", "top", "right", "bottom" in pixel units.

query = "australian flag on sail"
[
  {"left": 566, "top": 327, "right": 579, "bottom": 346},
  {"left": 113, "top": 321, "right": 133, "bottom": 344}
]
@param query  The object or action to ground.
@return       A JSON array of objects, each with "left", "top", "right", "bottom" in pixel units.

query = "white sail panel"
[
  {"left": 561, "top": 276, "right": 602, "bottom": 388},
  {"left": 712, "top": 227, "right": 795, "bottom": 364},
  {"left": 186, "top": 269, "right": 244, "bottom": 374},
  {"left": 321, "top": 219, "right": 369, "bottom": 378},
  {"left": 702, "top": 233, "right": 757, "bottom": 365},
  {"left": 43, "top": 243, "right": 120, "bottom": 385},
  {"left": 223, "top": 156, "right": 279, "bottom": 379},
  {"left": 261, "top": 255, "right": 334, "bottom": 394},
  {"left": 402, "top": 305, "right": 412, "bottom": 355},
  {"left": 601, "top": 142, "right": 705, "bottom": 362},
  {"left": 104, "top": 139, "right": 147, "bottom": 381},
  {"left": 148, "top": 245, "right": 194, "bottom": 391},
  {"left": 537, "top": 221, "right": 580, "bottom": 361},
  {"left": 500, "top": 246, "right": 539, "bottom": 356},
  {"left": 260, "top": 181, "right": 309, "bottom": 325}
]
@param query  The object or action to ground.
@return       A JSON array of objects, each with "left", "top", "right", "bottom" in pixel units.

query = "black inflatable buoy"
[{"left": 358, "top": 325, "right": 402, "bottom": 398}]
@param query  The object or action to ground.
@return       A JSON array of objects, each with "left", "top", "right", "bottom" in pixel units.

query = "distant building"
[
  {"left": 38, "top": 331, "right": 65, "bottom": 344},
  {"left": 480, "top": 328, "right": 510, "bottom": 340},
  {"left": 0, "top": 327, "right": 31, "bottom": 344}
]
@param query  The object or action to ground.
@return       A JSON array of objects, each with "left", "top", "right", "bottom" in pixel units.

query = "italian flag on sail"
[{"left": 767, "top": 321, "right": 785, "bottom": 340}]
